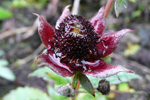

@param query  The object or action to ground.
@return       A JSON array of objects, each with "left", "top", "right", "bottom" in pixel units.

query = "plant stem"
[
  {"left": 76, "top": 90, "right": 149, "bottom": 96},
  {"left": 104, "top": 0, "right": 114, "bottom": 18},
  {"left": 70, "top": 81, "right": 80, "bottom": 100}
]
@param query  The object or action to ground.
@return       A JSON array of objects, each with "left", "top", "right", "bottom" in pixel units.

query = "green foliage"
[
  {"left": 47, "top": 85, "right": 69, "bottom": 100},
  {"left": 0, "top": 59, "right": 16, "bottom": 81},
  {"left": 101, "top": 56, "right": 112, "bottom": 64},
  {"left": 115, "top": 0, "right": 128, "bottom": 17},
  {"left": 29, "top": 66, "right": 71, "bottom": 85},
  {"left": 0, "top": 50, "right": 5, "bottom": 56},
  {"left": 118, "top": 83, "right": 130, "bottom": 91},
  {"left": 76, "top": 89, "right": 108, "bottom": 100},
  {"left": 88, "top": 72, "right": 141, "bottom": 86},
  {"left": 131, "top": 5, "right": 143, "bottom": 18},
  {"left": 12, "top": 0, "right": 28, "bottom": 8},
  {"left": 0, "top": 7, "right": 13, "bottom": 20},
  {"left": 12, "top": 0, "right": 47, "bottom": 8},
  {"left": 131, "top": 10, "right": 141, "bottom": 18},
  {"left": 129, "top": 0, "right": 138, "bottom": 3},
  {"left": 78, "top": 72, "right": 95, "bottom": 96},
  {"left": 124, "top": 43, "right": 140, "bottom": 56},
  {"left": 3, "top": 87, "right": 51, "bottom": 100},
  {"left": 76, "top": 92, "right": 95, "bottom": 100},
  {"left": 72, "top": 72, "right": 79, "bottom": 89}
]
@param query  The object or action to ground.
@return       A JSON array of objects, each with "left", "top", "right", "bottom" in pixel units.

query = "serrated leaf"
[
  {"left": 0, "top": 7, "right": 13, "bottom": 20},
  {"left": 0, "top": 59, "right": 15, "bottom": 81},
  {"left": 88, "top": 72, "right": 141, "bottom": 86},
  {"left": 47, "top": 85, "right": 69, "bottom": 100},
  {"left": 3, "top": 87, "right": 51, "bottom": 100},
  {"left": 29, "top": 66, "right": 71, "bottom": 85},
  {"left": 115, "top": 0, "right": 128, "bottom": 17},
  {"left": 72, "top": 72, "right": 79, "bottom": 89},
  {"left": 78, "top": 72, "right": 95, "bottom": 96}
]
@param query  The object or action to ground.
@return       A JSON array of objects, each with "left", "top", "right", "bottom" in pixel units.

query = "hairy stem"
[{"left": 104, "top": 0, "right": 114, "bottom": 18}]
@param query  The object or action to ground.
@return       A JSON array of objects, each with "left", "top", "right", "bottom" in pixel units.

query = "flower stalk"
[{"left": 104, "top": 0, "right": 114, "bottom": 18}]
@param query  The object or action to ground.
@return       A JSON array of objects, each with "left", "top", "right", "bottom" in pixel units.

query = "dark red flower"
[{"left": 34, "top": 6, "right": 133, "bottom": 78}]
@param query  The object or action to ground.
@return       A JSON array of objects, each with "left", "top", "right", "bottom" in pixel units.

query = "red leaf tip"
[
  {"left": 93, "top": 93, "right": 95, "bottom": 97},
  {"left": 128, "top": 70, "right": 133, "bottom": 73}
]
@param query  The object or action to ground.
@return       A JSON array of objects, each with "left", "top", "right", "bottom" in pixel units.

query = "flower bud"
[
  {"left": 55, "top": 83, "right": 75, "bottom": 97},
  {"left": 97, "top": 79, "right": 110, "bottom": 95}
]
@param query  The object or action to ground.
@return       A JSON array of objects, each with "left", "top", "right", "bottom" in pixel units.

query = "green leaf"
[
  {"left": 129, "top": 0, "right": 138, "bottom": 3},
  {"left": 29, "top": 66, "right": 71, "bottom": 85},
  {"left": 115, "top": 0, "right": 128, "bottom": 17},
  {"left": 76, "top": 92, "right": 95, "bottom": 100},
  {"left": 76, "top": 89, "right": 108, "bottom": 100},
  {"left": 0, "top": 7, "right": 13, "bottom": 20},
  {"left": 78, "top": 72, "right": 95, "bottom": 96},
  {"left": 131, "top": 10, "right": 141, "bottom": 18},
  {"left": 95, "top": 95, "right": 108, "bottom": 100},
  {"left": 88, "top": 72, "right": 141, "bottom": 86},
  {"left": 47, "top": 85, "right": 69, "bottom": 100},
  {"left": 72, "top": 72, "right": 79, "bottom": 89},
  {"left": 12, "top": 0, "right": 28, "bottom": 8},
  {"left": 0, "top": 59, "right": 9, "bottom": 67},
  {"left": 124, "top": 43, "right": 140, "bottom": 56},
  {"left": 118, "top": 83, "right": 130, "bottom": 91},
  {"left": 3, "top": 87, "right": 51, "bottom": 100},
  {"left": 101, "top": 56, "right": 112, "bottom": 64},
  {"left": 0, "top": 50, "right": 5, "bottom": 57},
  {"left": 0, "top": 59, "right": 15, "bottom": 81}
]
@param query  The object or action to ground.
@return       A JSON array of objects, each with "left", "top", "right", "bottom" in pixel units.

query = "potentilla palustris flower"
[{"left": 34, "top": 6, "right": 133, "bottom": 79}]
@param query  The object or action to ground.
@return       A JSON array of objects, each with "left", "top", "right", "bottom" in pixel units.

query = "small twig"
[
  {"left": 0, "top": 27, "right": 31, "bottom": 40},
  {"left": 10, "top": 43, "right": 45, "bottom": 68},
  {"left": 76, "top": 90, "right": 149, "bottom": 96},
  {"left": 104, "top": 0, "right": 114, "bottom": 18},
  {"left": 70, "top": 79, "right": 80, "bottom": 100},
  {"left": 21, "top": 18, "right": 38, "bottom": 40}
]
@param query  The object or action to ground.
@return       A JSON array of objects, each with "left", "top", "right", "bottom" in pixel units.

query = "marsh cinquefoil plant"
[{"left": 34, "top": 5, "right": 133, "bottom": 96}]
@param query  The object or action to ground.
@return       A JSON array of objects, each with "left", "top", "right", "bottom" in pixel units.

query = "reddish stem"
[
  {"left": 104, "top": 0, "right": 114, "bottom": 18},
  {"left": 70, "top": 78, "right": 80, "bottom": 100}
]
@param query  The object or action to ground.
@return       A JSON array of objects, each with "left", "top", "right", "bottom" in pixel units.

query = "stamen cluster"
[{"left": 54, "top": 15, "right": 99, "bottom": 65}]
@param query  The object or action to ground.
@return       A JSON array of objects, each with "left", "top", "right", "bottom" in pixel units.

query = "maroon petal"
[
  {"left": 35, "top": 53, "right": 75, "bottom": 77},
  {"left": 83, "top": 59, "right": 133, "bottom": 78},
  {"left": 55, "top": 5, "right": 71, "bottom": 29},
  {"left": 90, "top": 6, "right": 105, "bottom": 36},
  {"left": 35, "top": 13, "right": 55, "bottom": 48},
  {"left": 97, "top": 29, "right": 134, "bottom": 57}
]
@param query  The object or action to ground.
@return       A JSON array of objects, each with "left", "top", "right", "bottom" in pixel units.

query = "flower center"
[{"left": 54, "top": 15, "right": 100, "bottom": 66}]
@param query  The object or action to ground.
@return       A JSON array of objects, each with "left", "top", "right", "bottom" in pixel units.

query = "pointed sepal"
[
  {"left": 55, "top": 5, "right": 71, "bottom": 29},
  {"left": 90, "top": 6, "right": 105, "bottom": 36},
  {"left": 78, "top": 72, "right": 95, "bottom": 97},
  {"left": 83, "top": 59, "right": 133, "bottom": 78},
  {"left": 97, "top": 29, "right": 134, "bottom": 57},
  {"left": 33, "top": 13, "right": 55, "bottom": 48},
  {"left": 72, "top": 72, "right": 79, "bottom": 89}
]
